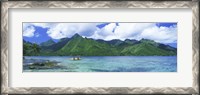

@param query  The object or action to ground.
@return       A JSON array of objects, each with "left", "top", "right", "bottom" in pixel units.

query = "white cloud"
[
  {"left": 140, "top": 25, "right": 177, "bottom": 43},
  {"left": 23, "top": 25, "right": 35, "bottom": 37},
  {"left": 23, "top": 22, "right": 177, "bottom": 43},
  {"left": 31, "top": 23, "right": 50, "bottom": 28},
  {"left": 91, "top": 23, "right": 177, "bottom": 43},
  {"left": 35, "top": 32, "right": 40, "bottom": 37},
  {"left": 46, "top": 23, "right": 97, "bottom": 39},
  {"left": 114, "top": 23, "right": 155, "bottom": 40},
  {"left": 97, "top": 23, "right": 116, "bottom": 36},
  {"left": 23, "top": 23, "right": 50, "bottom": 37}
]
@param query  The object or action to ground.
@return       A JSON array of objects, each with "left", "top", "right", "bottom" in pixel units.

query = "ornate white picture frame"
[{"left": 1, "top": 1, "right": 199, "bottom": 94}]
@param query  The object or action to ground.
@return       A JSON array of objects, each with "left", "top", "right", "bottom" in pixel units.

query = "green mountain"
[
  {"left": 40, "top": 39, "right": 55, "bottom": 47},
  {"left": 23, "top": 33, "right": 177, "bottom": 56},
  {"left": 57, "top": 33, "right": 118, "bottom": 56},
  {"left": 40, "top": 38, "right": 70, "bottom": 51},
  {"left": 121, "top": 40, "right": 176, "bottom": 56}
]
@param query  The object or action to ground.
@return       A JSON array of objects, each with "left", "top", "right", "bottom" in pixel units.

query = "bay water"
[{"left": 23, "top": 56, "right": 177, "bottom": 72}]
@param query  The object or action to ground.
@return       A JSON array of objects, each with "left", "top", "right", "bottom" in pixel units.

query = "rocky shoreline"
[{"left": 23, "top": 58, "right": 61, "bottom": 69}]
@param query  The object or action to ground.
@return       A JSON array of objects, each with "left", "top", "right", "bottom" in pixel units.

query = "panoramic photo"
[{"left": 23, "top": 22, "right": 177, "bottom": 72}]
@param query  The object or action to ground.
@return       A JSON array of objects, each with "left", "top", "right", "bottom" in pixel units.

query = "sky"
[{"left": 23, "top": 22, "right": 177, "bottom": 47}]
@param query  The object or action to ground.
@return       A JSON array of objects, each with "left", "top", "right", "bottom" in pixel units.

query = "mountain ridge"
[
  {"left": 40, "top": 39, "right": 55, "bottom": 47},
  {"left": 23, "top": 33, "right": 177, "bottom": 56}
]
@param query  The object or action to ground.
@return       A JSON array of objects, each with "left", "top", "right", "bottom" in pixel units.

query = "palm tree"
[{"left": 32, "top": 43, "right": 40, "bottom": 55}]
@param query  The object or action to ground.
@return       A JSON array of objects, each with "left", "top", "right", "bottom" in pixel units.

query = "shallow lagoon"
[{"left": 23, "top": 56, "right": 177, "bottom": 72}]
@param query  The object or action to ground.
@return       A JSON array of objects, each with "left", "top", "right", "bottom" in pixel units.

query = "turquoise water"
[{"left": 23, "top": 56, "right": 177, "bottom": 72}]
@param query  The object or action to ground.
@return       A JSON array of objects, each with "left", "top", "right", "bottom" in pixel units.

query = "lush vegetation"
[
  {"left": 23, "top": 40, "right": 41, "bottom": 56},
  {"left": 23, "top": 33, "right": 177, "bottom": 56}
]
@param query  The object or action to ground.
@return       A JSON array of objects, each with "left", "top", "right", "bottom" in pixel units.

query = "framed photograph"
[{"left": 1, "top": 1, "right": 199, "bottom": 94}]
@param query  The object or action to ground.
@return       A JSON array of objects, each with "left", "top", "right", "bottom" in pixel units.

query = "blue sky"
[
  {"left": 23, "top": 22, "right": 177, "bottom": 47},
  {"left": 156, "top": 23, "right": 177, "bottom": 27}
]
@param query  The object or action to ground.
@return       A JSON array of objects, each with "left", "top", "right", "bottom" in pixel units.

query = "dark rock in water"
[
  {"left": 28, "top": 62, "right": 60, "bottom": 69},
  {"left": 23, "top": 58, "right": 61, "bottom": 69}
]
